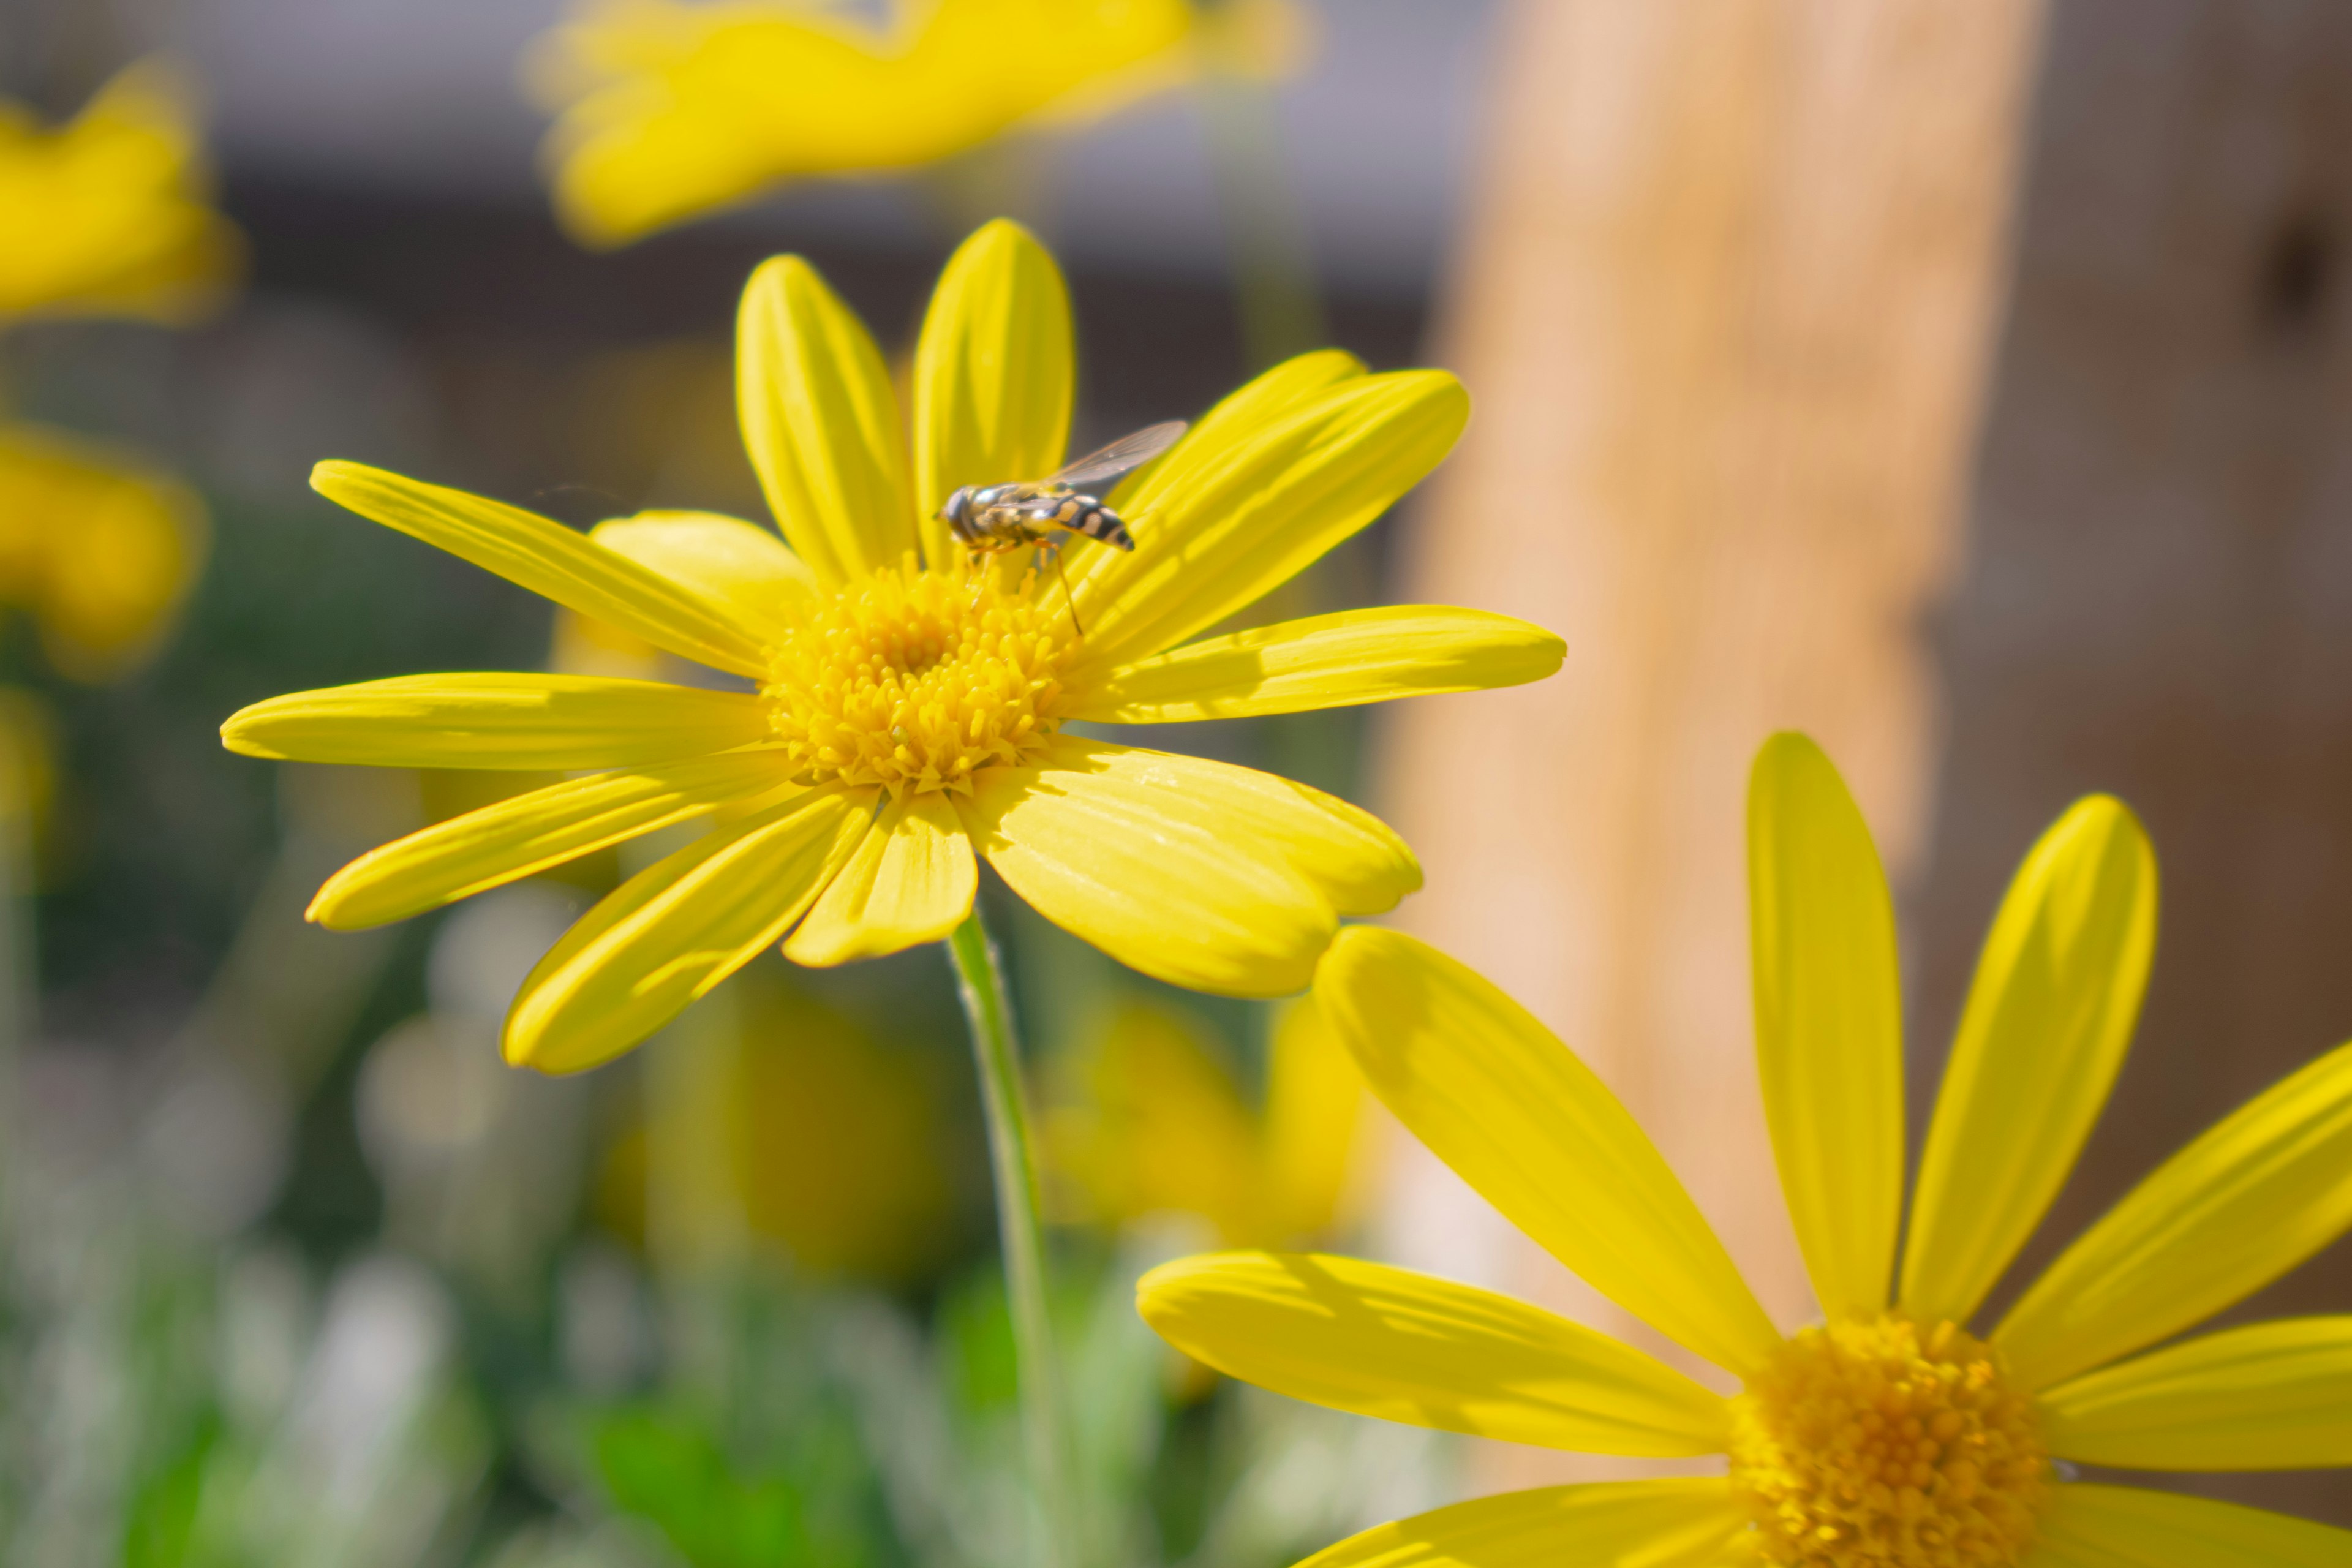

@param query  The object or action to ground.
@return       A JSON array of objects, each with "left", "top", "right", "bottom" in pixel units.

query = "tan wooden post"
[
  {"left": 1909, "top": 3, "right": 2352, "bottom": 1528},
  {"left": 1376, "top": 0, "right": 2048, "bottom": 1490}
]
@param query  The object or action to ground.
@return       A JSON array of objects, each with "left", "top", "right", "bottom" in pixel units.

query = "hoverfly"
[{"left": 938, "top": 418, "right": 1186, "bottom": 636}]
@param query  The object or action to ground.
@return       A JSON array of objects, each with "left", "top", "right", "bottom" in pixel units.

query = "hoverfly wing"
[{"left": 1044, "top": 420, "right": 1188, "bottom": 491}]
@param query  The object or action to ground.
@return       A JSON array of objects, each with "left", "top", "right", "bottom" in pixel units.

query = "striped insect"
[{"left": 938, "top": 419, "right": 1186, "bottom": 635}]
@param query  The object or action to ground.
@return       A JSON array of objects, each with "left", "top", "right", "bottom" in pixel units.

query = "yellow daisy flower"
[
  {"left": 1142, "top": 732, "right": 2352, "bottom": 1567},
  {"left": 1049, "top": 997, "right": 1369, "bottom": 1249},
  {"left": 526, "top": 0, "right": 1297, "bottom": 247},
  {"left": 0, "top": 424, "right": 208, "bottom": 680},
  {"left": 221, "top": 221, "right": 1562, "bottom": 1077},
  {"left": 0, "top": 61, "right": 240, "bottom": 324}
]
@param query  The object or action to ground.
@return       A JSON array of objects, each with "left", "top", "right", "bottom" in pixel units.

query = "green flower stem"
[
  {"left": 1199, "top": 63, "right": 1328, "bottom": 371},
  {"left": 946, "top": 908, "right": 1076, "bottom": 1568}
]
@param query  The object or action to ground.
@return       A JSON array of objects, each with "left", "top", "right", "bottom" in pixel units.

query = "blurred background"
[{"left": 0, "top": 0, "right": 2347, "bottom": 1563}]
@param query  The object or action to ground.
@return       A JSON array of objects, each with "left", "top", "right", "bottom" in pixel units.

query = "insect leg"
[{"left": 1040, "top": 541, "right": 1084, "bottom": 639}]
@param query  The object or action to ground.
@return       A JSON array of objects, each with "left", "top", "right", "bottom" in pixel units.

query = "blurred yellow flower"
[
  {"left": 0, "top": 61, "right": 241, "bottom": 324},
  {"left": 222, "top": 220, "right": 1561, "bottom": 1075},
  {"left": 602, "top": 974, "right": 956, "bottom": 1283},
  {"left": 527, "top": 0, "right": 1305, "bottom": 247},
  {"left": 1144, "top": 733, "right": 2352, "bottom": 1568},
  {"left": 0, "top": 425, "right": 206, "bottom": 680},
  {"left": 1049, "top": 998, "right": 1370, "bottom": 1250}
]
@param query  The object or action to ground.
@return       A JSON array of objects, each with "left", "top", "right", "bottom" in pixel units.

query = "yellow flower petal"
[
  {"left": 1072, "top": 369, "right": 1470, "bottom": 663},
  {"left": 588, "top": 509, "right": 816, "bottom": 644},
  {"left": 311, "top": 461, "right": 769, "bottom": 676},
  {"left": 307, "top": 750, "right": 797, "bottom": 930},
  {"left": 505, "top": 786, "right": 868, "bottom": 1075},
  {"left": 963, "top": 736, "right": 1399, "bottom": 997},
  {"left": 2035, "top": 1483, "right": 2352, "bottom": 1567},
  {"left": 1996, "top": 1037, "right": 2352, "bottom": 1392},
  {"left": 911, "top": 219, "right": 1073, "bottom": 569},
  {"left": 1073, "top": 605, "right": 1564, "bottom": 723},
  {"left": 222, "top": 673, "right": 771, "bottom": 769},
  {"left": 2040, "top": 1316, "right": 2352, "bottom": 1471},
  {"left": 1138, "top": 1251, "right": 1730, "bottom": 1455},
  {"left": 1291, "top": 1480, "right": 1744, "bottom": 1568},
  {"left": 1264, "top": 999, "right": 1366, "bottom": 1240},
  {"left": 1113, "top": 348, "right": 1365, "bottom": 507},
  {"left": 1746, "top": 733, "right": 1904, "bottom": 1321},
  {"left": 1316, "top": 928, "right": 1783, "bottom": 1375},
  {"left": 784, "top": 793, "right": 975, "bottom": 965},
  {"left": 736, "top": 255, "right": 914, "bottom": 586},
  {"left": 1899, "top": 796, "right": 2156, "bottom": 1325}
]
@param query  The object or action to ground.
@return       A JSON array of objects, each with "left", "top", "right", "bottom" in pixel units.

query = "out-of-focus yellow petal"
[
  {"left": 1049, "top": 1001, "right": 1264, "bottom": 1240},
  {"left": 1073, "top": 605, "right": 1564, "bottom": 723},
  {"left": 505, "top": 785, "right": 867, "bottom": 1074},
  {"left": 736, "top": 255, "right": 914, "bottom": 585},
  {"left": 2039, "top": 1317, "right": 2352, "bottom": 1471},
  {"left": 911, "top": 219, "right": 1072, "bottom": 569},
  {"left": 0, "top": 62, "right": 241, "bottom": 323},
  {"left": 2035, "top": 1483, "right": 2352, "bottom": 1567},
  {"left": 1264, "top": 998, "right": 1366, "bottom": 1240},
  {"left": 307, "top": 750, "right": 796, "bottom": 930},
  {"left": 1996, "top": 1038, "right": 2352, "bottom": 1392},
  {"left": 222, "top": 673, "right": 771, "bottom": 769},
  {"left": 0, "top": 424, "right": 206, "bottom": 680},
  {"left": 1900, "top": 796, "right": 2156, "bottom": 1325},
  {"left": 1316, "top": 928, "right": 1782, "bottom": 1376},
  {"left": 1746, "top": 733, "right": 1904, "bottom": 1322},
  {"left": 963, "top": 736, "right": 1408, "bottom": 997},
  {"left": 532, "top": 0, "right": 1196, "bottom": 247},
  {"left": 311, "top": 461, "right": 769, "bottom": 677},
  {"left": 785, "top": 793, "right": 974, "bottom": 964},
  {"left": 589, "top": 509, "right": 816, "bottom": 644},
  {"left": 1073, "top": 369, "right": 1469, "bottom": 663},
  {"left": 1139, "top": 1251, "right": 1730, "bottom": 1456},
  {"left": 1290, "top": 1480, "right": 1744, "bottom": 1568}
]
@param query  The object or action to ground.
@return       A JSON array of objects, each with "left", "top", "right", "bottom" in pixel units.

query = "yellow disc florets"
[
  {"left": 763, "top": 556, "right": 1076, "bottom": 799},
  {"left": 1730, "top": 1316, "right": 2047, "bottom": 1568}
]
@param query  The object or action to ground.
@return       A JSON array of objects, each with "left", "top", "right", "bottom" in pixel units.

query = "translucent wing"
[{"left": 1046, "top": 420, "right": 1188, "bottom": 491}]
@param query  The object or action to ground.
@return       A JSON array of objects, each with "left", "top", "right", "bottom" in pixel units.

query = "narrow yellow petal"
[
  {"left": 1747, "top": 733, "right": 1904, "bottom": 1321},
  {"left": 1114, "top": 348, "right": 1365, "bottom": 509},
  {"left": 1264, "top": 1000, "right": 1366, "bottom": 1240},
  {"left": 1072, "top": 369, "right": 1469, "bottom": 663},
  {"left": 1292, "top": 1480, "right": 1744, "bottom": 1568},
  {"left": 785, "top": 793, "right": 976, "bottom": 965},
  {"left": 737, "top": 255, "right": 914, "bottom": 585},
  {"left": 1900, "top": 796, "right": 2156, "bottom": 1324},
  {"left": 963, "top": 736, "right": 1407, "bottom": 997},
  {"left": 221, "top": 673, "right": 771, "bottom": 769},
  {"left": 309, "top": 462, "right": 768, "bottom": 676},
  {"left": 1995, "top": 1037, "right": 2352, "bottom": 1392},
  {"left": 2040, "top": 1316, "right": 2352, "bottom": 1471},
  {"left": 1138, "top": 1251, "right": 1730, "bottom": 1455},
  {"left": 503, "top": 786, "right": 867, "bottom": 1075},
  {"left": 588, "top": 510, "right": 817, "bottom": 645},
  {"left": 911, "top": 219, "right": 1073, "bottom": 568},
  {"left": 1316, "top": 928, "right": 1783, "bottom": 1376},
  {"left": 307, "top": 751, "right": 797, "bottom": 930},
  {"left": 1072, "top": 606, "right": 1565, "bottom": 723},
  {"left": 2035, "top": 1483, "right": 2352, "bottom": 1567}
]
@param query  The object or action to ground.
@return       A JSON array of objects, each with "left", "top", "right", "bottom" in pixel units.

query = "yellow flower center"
[
  {"left": 762, "top": 557, "right": 1076, "bottom": 799},
  {"left": 1730, "top": 1316, "right": 2047, "bottom": 1568}
]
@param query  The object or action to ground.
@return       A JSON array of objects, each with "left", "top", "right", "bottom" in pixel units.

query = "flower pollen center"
[
  {"left": 763, "top": 556, "right": 1075, "bottom": 799},
  {"left": 1730, "top": 1315, "right": 2046, "bottom": 1568}
]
